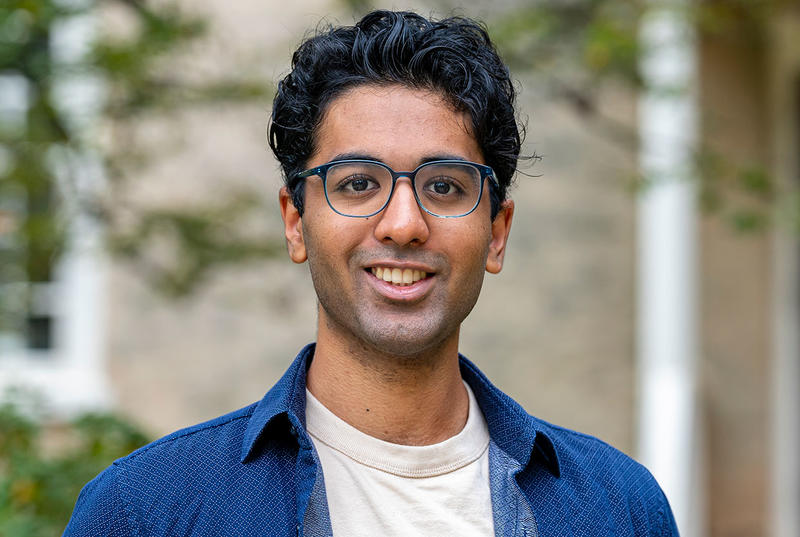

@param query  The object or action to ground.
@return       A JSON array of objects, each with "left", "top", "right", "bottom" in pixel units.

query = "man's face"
[{"left": 280, "top": 84, "right": 513, "bottom": 357}]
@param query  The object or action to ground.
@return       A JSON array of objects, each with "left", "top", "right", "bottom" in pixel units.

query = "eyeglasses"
[{"left": 291, "top": 159, "right": 497, "bottom": 218}]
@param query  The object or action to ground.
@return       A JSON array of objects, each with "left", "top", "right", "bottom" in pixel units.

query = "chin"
[
  {"left": 317, "top": 296, "right": 470, "bottom": 361},
  {"left": 355, "top": 317, "right": 457, "bottom": 359}
]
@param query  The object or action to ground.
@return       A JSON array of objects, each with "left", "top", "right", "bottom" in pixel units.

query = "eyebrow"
[{"left": 329, "top": 152, "right": 470, "bottom": 168}]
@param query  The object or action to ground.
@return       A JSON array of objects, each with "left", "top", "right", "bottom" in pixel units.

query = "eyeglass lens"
[{"left": 324, "top": 162, "right": 482, "bottom": 217}]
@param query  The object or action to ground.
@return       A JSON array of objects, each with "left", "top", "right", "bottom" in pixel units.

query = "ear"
[
  {"left": 279, "top": 186, "right": 307, "bottom": 263},
  {"left": 485, "top": 199, "right": 514, "bottom": 274}
]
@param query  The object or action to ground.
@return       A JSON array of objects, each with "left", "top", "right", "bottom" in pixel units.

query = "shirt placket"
[
  {"left": 290, "top": 415, "right": 334, "bottom": 537},
  {"left": 488, "top": 440, "right": 540, "bottom": 537}
]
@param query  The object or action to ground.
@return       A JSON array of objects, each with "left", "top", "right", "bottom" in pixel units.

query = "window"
[{"left": 0, "top": 9, "right": 109, "bottom": 416}]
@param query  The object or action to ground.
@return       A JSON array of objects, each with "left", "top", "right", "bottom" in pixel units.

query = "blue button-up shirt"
[{"left": 64, "top": 344, "right": 678, "bottom": 536}]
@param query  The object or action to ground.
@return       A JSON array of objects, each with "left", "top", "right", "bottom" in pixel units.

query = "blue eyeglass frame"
[{"left": 290, "top": 159, "right": 498, "bottom": 218}]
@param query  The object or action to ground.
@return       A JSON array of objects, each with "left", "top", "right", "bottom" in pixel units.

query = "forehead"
[{"left": 310, "top": 84, "right": 483, "bottom": 167}]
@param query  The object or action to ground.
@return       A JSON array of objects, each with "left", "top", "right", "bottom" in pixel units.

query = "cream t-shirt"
[{"left": 305, "top": 382, "right": 494, "bottom": 536}]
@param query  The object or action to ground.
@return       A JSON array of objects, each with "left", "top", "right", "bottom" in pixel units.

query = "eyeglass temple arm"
[{"left": 288, "top": 167, "right": 321, "bottom": 190}]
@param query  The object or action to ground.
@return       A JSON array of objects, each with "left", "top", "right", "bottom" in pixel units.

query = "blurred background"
[{"left": 0, "top": 0, "right": 797, "bottom": 535}]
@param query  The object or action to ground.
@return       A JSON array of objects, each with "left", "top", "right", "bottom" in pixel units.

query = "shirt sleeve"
[
  {"left": 655, "top": 486, "right": 680, "bottom": 536},
  {"left": 62, "top": 463, "right": 136, "bottom": 537}
]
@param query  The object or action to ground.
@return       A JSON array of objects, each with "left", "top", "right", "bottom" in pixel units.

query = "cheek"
[
  {"left": 301, "top": 215, "right": 367, "bottom": 274},
  {"left": 446, "top": 221, "right": 492, "bottom": 264},
  {"left": 436, "top": 235, "right": 492, "bottom": 295}
]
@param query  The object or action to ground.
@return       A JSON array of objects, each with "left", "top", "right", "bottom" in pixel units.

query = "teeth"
[{"left": 369, "top": 267, "right": 429, "bottom": 286}]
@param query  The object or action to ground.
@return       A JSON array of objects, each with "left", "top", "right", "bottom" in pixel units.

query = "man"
[{"left": 65, "top": 10, "right": 678, "bottom": 536}]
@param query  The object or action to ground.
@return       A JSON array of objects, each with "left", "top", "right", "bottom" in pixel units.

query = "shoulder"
[
  {"left": 529, "top": 419, "right": 678, "bottom": 535},
  {"left": 122, "top": 403, "right": 256, "bottom": 466},
  {"left": 63, "top": 404, "right": 258, "bottom": 536},
  {"left": 62, "top": 463, "right": 132, "bottom": 536},
  {"left": 461, "top": 356, "right": 677, "bottom": 534},
  {"left": 113, "top": 403, "right": 259, "bottom": 494},
  {"left": 544, "top": 420, "right": 652, "bottom": 485}
]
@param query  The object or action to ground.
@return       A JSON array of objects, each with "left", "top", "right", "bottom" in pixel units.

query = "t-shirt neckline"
[{"left": 305, "top": 381, "right": 490, "bottom": 478}]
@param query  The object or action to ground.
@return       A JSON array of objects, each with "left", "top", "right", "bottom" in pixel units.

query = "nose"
[{"left": 373, "top": 178, "right": 430, "bottom": 246}]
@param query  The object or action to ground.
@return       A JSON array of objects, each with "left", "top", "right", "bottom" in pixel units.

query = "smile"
[{"left": 369, "top": 267, "right": 429, "bottom": 286}]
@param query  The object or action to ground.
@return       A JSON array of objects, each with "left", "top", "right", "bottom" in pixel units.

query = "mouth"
[{"left": 368, "top": 266, "right": 430, "bottom": 286}]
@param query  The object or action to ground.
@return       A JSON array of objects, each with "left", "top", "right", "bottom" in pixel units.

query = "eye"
[
  {"left": 432, "top": 180, "right": 454, "bottom": 195},
  {"left": 347, "top": 177, "right": 372, "bottom": 192},
  {"left": 334, "top": 174, "right": 381, "bottom": 194},
  {"left": 422, "top": 176, "right": 465, "bottom": 198}
]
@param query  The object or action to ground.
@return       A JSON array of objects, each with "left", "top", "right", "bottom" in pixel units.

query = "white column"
[
  {"left": 768, "top": 14, "right": 800, "bottom": 537},
  {"left": 770, "top": 206, "right": 800, "bottom": 537},
  {"left": 636, "top": 1, "right": 703, "bottom": 536}
]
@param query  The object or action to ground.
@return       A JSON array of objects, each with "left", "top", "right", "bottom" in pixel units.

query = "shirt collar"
[
  {"left": 240, "top": 343, "right": 315, "bottom": 462},
  {"left": 241, "top": 343, "right": 561, "bottom": 478},
  {"left": 458, "top": 355, "right": 561, "bottom": 478}
]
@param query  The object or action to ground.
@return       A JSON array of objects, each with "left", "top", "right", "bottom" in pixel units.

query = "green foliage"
[
  {"left": 0, "top": 0, "right": 277, "bottom": 335},
  {"left": 487, "top": 0, "right": 785, "bottom": 100},
  {"left": 1, "top": 0, "right": 794, "bottom": 336},
  {"left": 110, "top": 192, "right": 285, "bottom": 297},
  {"left": 0, "top": 401, "right": 149, "bottom": 536},
  {"left": 484, "top": 0, "right": 788, "bottom": 233},
  {"left": 491, "top": 0, "right": 642, "bottom": 86},
  {"left": 696, "top": 147, "right": 776, "bottom": 233}
]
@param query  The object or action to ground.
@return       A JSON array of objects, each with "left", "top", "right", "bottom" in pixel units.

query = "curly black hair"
[{"left": 268, "top": 10, "right": 523, "bottom": 219}]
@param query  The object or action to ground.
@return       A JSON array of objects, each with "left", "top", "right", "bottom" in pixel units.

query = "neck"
[{"left": 306, "top": 308, "right": 469, "bottom": 446}]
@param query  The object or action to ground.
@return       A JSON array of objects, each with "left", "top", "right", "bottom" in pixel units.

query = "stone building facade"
[{"left": 1, "top": 1, "right": 797, "bottom": 536}]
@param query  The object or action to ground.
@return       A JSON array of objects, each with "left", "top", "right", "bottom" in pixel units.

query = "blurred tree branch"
[
  {"left": 343, "top": 0, "right": 795, "bottom": 234},
  {"left": 1, "top": 0, "right": 279, "bottom": 322},
  {"left": 497, "top": 0, "right": 790, "bottom": 233},
  {"left": 2, "top": 0, "right": 797, "bottom": 327}
]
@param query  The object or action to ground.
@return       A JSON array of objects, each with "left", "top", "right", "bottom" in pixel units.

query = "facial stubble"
[{"left": 303, "top": 224, "right": 491, "bottom": 364}]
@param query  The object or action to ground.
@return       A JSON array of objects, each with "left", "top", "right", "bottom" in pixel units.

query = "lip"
[{"left": 362, "top": 262, "right": 436, "bottom": 302}]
